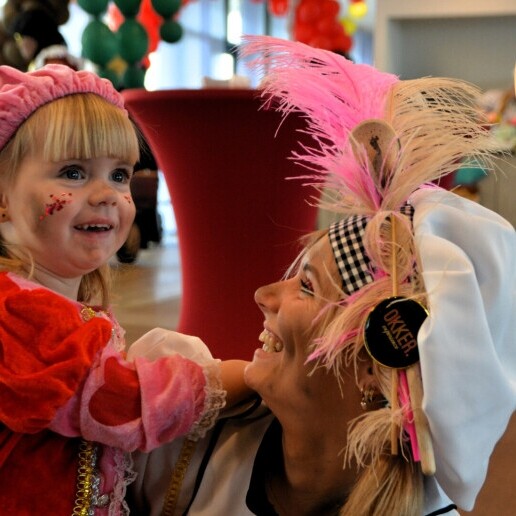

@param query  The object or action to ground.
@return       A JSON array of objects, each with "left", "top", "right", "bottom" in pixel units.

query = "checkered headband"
[
  {"left": 329, "top": 215, "right": 371, "bottom": 295},
  {"left": 329, "top": 204, "right": 414, "bottom": 295}
]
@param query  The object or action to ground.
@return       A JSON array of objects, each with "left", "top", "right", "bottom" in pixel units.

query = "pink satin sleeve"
[{"left": 50, "top": 342, "right": 225, "bottom": 452}]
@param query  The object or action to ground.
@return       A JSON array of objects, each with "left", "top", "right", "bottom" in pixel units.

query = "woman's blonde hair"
[
  {"left": 0, "top": 93, "right": 140, "bottom": 307},
  {"left": 291, "top": 222, "right": 425, "bottom": 516}
]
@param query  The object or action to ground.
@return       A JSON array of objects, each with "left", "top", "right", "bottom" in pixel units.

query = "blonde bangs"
[{"left": 23, "top": 93, "right": 139, "bottom": 164}]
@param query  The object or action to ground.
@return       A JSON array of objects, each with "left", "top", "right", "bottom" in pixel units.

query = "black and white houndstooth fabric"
[
  {"left": 329, "top": 204, "right": 414, "bottom": 295},
  {"left": 328, "top": 215, "right": 371, "bottom": 296}
]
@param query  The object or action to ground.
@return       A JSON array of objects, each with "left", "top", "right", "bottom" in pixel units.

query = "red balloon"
[
  {"left": 138, "top": 0, "right": 161, "bottom": 53},
  {"left": 293, "top": 21, "right": 316, "bottom": 43},
  {"left": 268, "top": 0, "right": 289, "bottom": 16},
  {"left": 106, "top": 3, "right": 124, "bottom": 32},
  {"left": 320, "top": 0, "right": 340, "bottom": 18},
  {"left": 317, "top": 16, "right": 341, "bottom": 37},
  {"left": 333, "top": 33, "right": 353, "bottom": 53},
  {"left": 296, "top": 0, "right": 321, "bottom": 24},
  {"left": 308, "top": 35, "right": 333, "bottom": 51}
]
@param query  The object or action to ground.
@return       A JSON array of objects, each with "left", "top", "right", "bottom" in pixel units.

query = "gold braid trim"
[
  {"left": 161, "top": 438, "right": 197, "bottom": 516},
  {"left": 72, "top": 440, "right": 110, "bottom": 515},
  {"left": 72, "top": 440, "right": 99, "bottom": 516}
]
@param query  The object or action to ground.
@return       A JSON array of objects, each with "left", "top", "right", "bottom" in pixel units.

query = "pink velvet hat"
[{"left": 0, "top": 64, "right": 126, "bottom": 151}]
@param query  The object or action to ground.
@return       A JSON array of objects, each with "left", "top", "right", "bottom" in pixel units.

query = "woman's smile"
[{"left": 259, "top": 328, "right": 284, "bottom": 353}]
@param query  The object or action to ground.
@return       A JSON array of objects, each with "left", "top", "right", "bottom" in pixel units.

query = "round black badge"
[{"left": 364, "top": 296, "right": 428, "bottom": 369}]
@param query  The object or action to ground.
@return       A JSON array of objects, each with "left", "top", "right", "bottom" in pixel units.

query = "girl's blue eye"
[
  {"left": 112, "top": 169, "right": 131, "bottom": 183},
  {"left": 62, "top": 167, "right": 82, "bottom": 180},
  {"left": 301, "top": 278, "right": 314, "bottom": 296}
]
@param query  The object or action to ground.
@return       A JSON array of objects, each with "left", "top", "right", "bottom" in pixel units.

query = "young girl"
[{"left": 0, "top": 64, "right": 249, "bottom": 515}]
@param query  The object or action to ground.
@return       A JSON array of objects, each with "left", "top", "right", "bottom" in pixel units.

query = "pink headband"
[{"left": 0, "top": 64, "right": 127, "bottom": 151}]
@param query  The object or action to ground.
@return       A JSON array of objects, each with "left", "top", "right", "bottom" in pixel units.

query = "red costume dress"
[{"left": 0, "top": 271, "right": 224, "bottom": 515}]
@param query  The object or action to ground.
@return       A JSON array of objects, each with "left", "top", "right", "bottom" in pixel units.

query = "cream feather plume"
[{"left": 240, "top": 36, "right": 503, "bottom": 215}]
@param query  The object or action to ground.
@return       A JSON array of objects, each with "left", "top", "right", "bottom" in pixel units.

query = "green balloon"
[
  {"left": 77, "top": 0, "right": 109, "bottom": 16},
  {"left": 117, "top": 19, "right": 149, "bottom": 64},
  {"left": 123, "top": 65, "right": 146, "bottom": 89},
  {"left": 82, "top": 20, "right": 118, "bottom": 66},
  {"left": 113, "top": 0, "right": 141, "bottom": 18},
  {"left": 160, "top": 20, "right": 183, "bottom": 44},
  {"left": 98, "top": 67, "right": 121, "bottom": 90},
  {"left": 151, "top": 0, "right": 181, "bottom": 19}
]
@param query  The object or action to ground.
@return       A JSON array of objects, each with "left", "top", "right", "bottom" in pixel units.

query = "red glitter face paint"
[{"left": 39, "top": 193, "right": 72, "bottom": 221}]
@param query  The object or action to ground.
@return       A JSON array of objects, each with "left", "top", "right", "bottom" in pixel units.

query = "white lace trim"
[
  {"left": 108, "top": 449, "right": 137, "bottom": 516},
  {"left": 188, "top": 359, "right": 226, "bottom": 441}
]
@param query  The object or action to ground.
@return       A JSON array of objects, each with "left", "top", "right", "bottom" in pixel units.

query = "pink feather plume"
[{"left": 240, "top": 35, "right": 399, "bottom": 213}]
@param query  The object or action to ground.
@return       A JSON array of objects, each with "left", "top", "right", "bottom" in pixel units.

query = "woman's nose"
[{"left": 255, "top": 281, "right": 282, "bottom": 312}]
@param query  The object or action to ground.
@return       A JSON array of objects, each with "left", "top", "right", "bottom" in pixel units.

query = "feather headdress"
[{"left": 240, "top": 35, "right": 501, "bottom": 216}]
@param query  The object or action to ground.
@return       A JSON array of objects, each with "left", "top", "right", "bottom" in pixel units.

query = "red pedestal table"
[{"left": 122, "top": 88, "right": 319, "bottom": 360}]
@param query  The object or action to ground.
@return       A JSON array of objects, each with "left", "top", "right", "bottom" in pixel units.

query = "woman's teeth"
[{"left": 259, "top": 329, "right": 284, "bottom": 353}]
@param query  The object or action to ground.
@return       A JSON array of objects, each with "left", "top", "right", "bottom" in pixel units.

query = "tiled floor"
[
  {"left": 111, "top": 239, "right": 182, "bottom": 347},
  {"left": 112, "top": 241, "right": 516, "bottom": 516}
]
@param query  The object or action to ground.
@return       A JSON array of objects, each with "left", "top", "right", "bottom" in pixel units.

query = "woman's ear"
[
  {"left": 356, "top": 351, "right": 376, "bottom": 391},
  {"left": 356, "top": 352, "right": 386, "bottom": 411},
  {"left": 0, "top": 193, "right": 9, "bottom": 222}
]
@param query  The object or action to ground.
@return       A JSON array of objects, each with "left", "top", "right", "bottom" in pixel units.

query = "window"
[
  {"left": 62, "top": 1, "right": 371, "bottom": 90},
  {"left": 145, "top": 0, "right": 289, "bottom": 89}
]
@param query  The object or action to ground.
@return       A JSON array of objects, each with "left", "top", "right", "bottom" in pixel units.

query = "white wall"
[
  {"left": 374, "top": 0, "right": 516, "bottom": 89},
  {"left": 374, "top": 0, "right": 516, "bottom": 227}
]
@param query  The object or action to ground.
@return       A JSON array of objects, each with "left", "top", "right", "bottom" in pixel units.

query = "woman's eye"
[
  {"left": 61, "top": 167, "right": 83, "bottom": 180},
  {"left": 301, "top": 278, "right": 314, "bottom": 296},
  {"left": 112, "top": 169, "right": 131, "bottom": 183}
]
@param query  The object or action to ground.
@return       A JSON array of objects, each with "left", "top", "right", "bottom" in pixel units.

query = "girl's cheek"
[{"left": 38, "top": 193, "right": 72, "bottom": 221}]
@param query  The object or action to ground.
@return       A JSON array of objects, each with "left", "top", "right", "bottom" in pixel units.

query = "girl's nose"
[{"left": 89, "top": 181, "right": 118, "bottom": 207}]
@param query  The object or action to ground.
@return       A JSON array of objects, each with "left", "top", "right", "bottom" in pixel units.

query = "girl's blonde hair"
[{"left": 0, "top": 93, "right": 140, "bottom": 307}]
